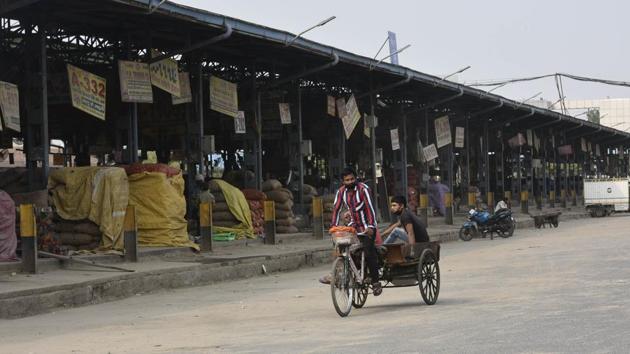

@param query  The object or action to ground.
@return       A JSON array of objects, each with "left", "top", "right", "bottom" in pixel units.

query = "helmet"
[{"left": 468, "top": 209, "right": 476, "bottom": 217}]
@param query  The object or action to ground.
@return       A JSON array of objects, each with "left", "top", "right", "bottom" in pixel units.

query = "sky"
[{"left": 175, "top": 0, "right": 630, "bottom": 104}]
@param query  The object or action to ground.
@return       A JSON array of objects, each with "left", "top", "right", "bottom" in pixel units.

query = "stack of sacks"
[
  {"left": 52, "top": 219, "right": 101, "bottom": 251},
  {"left": 262, "top": 179, "right": 297, "bottom": 234},
  {"left": 224, "top": 170, "right": 256, "bottom": 189},
  {"left": 242, "top": 188, "right": 266, "bottom": 235},
  {"left": 303, "top": 184, "right": 318, "bottom": 204},
  {"left": 209, "top": 181, "right": 239, "bottom": 228}
]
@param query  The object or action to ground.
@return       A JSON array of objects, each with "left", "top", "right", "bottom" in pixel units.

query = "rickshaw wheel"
[
  {"left": 352, "top": 282, "right": 369, "bottom": 308},
  {"left": 418, "top": 249, "right": 440, "bottom": 305}
]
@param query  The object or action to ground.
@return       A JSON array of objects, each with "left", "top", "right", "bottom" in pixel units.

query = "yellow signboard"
[
  {"left": 149, "top": 50, "right": 181, "bottom": 96},
  {"left": 118, "top": 60, "right": 153, "bottom": 103},
  {"left": 172, "top": 71, "right": 192, "bottom": 105},
  {"left": 67, "top": 64, "right": 107, "bottom": 120},
  {"left": 209, "top": 76, "right": 238, "bottom": 118},
  {"left": 0, "top": 81, "right": 20, "bottom": 132}
]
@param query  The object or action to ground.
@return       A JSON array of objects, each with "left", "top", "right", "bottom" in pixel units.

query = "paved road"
[{"left": 2, "top": 215, "right": 630, "bottom": 354}]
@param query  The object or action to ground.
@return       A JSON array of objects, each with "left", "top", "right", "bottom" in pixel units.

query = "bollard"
[
  {"left": 264, "top": 200, "right": 277, "bottom": 244},
  {"left": 312, "top": 196, "right": 324, "bottom": 240},
  {"left": 444, "top": 192, "right": 453, "bottom": 225},
  {"left": 571, "top": 189, "right": 577, "bottom": 206},
  {"left": 19, "top": 204, "right": 37, "bottom": 273},
  {"left": 123, "top": 205, "right": 138, "bottom": 262},
  {"left": 199, "top": 202, "right": 213, "bottom": 252},
  {"left": 487, "top": 192, "right": 494, "bottom": 212},
  {"left": 549, "top": 190, "right": 556, "bottom": 208},
  {"left": 419, "top": 194, "right": 429, "bottom": 226},
  {"left": 504, "top": 191, "right": 512, "bottom": 209},
  {"left": 521, "top": 191, "right": 529, "bottom": 214},
  {"left": 560, "top": 189, "right": 567, "bottom": 208},
  {"left": 467, "top": 192, "right": 476, "bottom": 210}
]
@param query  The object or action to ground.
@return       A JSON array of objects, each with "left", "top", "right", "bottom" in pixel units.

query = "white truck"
[{"left": 583, "top": 178, "right": 630, "bottom": 217}]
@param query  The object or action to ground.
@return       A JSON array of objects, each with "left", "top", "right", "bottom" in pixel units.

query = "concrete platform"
[{"left": 0, "top": 207, "right": 590, "bottom": 319}]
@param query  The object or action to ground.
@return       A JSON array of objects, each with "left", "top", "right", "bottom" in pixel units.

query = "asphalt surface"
[{"left": 1, "top": 214, "right": 630, "bottom": 354}]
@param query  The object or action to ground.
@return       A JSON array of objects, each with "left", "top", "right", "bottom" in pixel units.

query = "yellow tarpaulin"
[
  {"left": 48, "top": 167, "right": 128, "bottom": 250},
  {"left": 213, "top": 179, "right": 254, "bottom": 239},
  {"left": 128, "top": 171, "right": 198, "bottom": 250}
]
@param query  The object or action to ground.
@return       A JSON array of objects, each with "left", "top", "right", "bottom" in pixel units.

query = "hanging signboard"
[
  {"left": 390, "top": 128, "right": 400, "bottom": 150},
  {"left": 588, "top": 141, "right": 592, "bottom": 153},
  {"left": 532, "top": 159, "right": 542, "bottom": 168},
  {"left": 363, "top": 113, "right": 371, "bottom": 138},
  {"left": 336, "top": 97, "right": 347, "bottom": 119},
  {"left": 342, "top": 95, "right": 361, "bottom": 139},
  {"left": 581, "top": 138, "right": 587, "bottom": 152},
  {"left": 172, "top": 71, "right": 192, "bottom": 105},
  {"left": 558, "top": 145, "right": 573, "bottom": 156},
  {"left": 67, "top": 64, "right": 106, "bottom": 120},
  {"left": 596, "top": 144, "right": 601, "bottom": 156},
  {"left": 422, "top": 144, "right": 439, "bottom": 162},
  {"left": 0, "top": 81, "right": 20, "bottom": 132},
  {"left": 434, "top": 115, "right": 451, "bottom": 148},
  {"left": 455, "top": 126, "right": 465, "bottom": 148},
  {"left": 534, "top": 132, "right": 541, "bottom": 151},
  {"left": 235, "top": 110, "right": 246, "bottom": 134},
  {"left": 149, "top": 50, "right": 180, "bottom": 96},
  {"left": 526, "top": 129, "right": 533, "bottom": 146},
  {"left": 118, "top": 60, "right": 153, "bottom": 103},
  {"left": 209, "top": 76, "right": 238, "bottom": 118},
  {"left": 327, "top": 95, "right": 336, "bottom": 117},
  {"left": 278, "top": 103, "right": 291, "bottom": 124},
  {"left": 508, "top": 133, "right": 527, "bottom": 148}
]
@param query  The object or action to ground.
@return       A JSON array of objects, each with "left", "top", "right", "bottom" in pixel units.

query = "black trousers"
[{"left": 358, "top": 234, "right": 380, "bottom": 283}]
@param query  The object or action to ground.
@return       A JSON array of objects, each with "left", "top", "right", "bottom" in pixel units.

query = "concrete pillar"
[
  {"left": 445, "top": 192, "right": 453, "bottom": 225},
  {"left": 521, "top": 190, "right": 529, "bottom": 214},
  {"left": 19, "top": 204, "right": 37, "bottom": 273},
  {"left": 199, "top": 202, "right": 213, "bottom": 252},
  {"left": 123, "top": 205, "right": 138, "bottom": 261},
  {"left": 312, "top": 196, "right": 324, "bottom": 240},
  {"left": 419, "top": 193, "right": 429, "bottom": 226},
  {"left": 264, "top": 201, "right": 277, "bottom": 244},
  {"left": 487, "top": 192, "right": 495, "bottom": 213}
]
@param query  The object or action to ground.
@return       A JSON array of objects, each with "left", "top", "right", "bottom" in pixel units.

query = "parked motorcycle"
[{"left": 459, "top": 208, "right": 516, "bottom": 241}]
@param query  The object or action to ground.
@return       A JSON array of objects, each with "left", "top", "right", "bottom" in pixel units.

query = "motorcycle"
[{"left": 459, "top": 208, "right": 516, "bottom": 241}]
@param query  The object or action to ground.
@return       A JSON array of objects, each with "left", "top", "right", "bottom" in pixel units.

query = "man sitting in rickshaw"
[{"left": 381, "top": 196, "right": 430, "bottom": 245}]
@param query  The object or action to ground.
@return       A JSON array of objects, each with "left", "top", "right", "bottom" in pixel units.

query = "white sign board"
[
  {"left": 434, "top": 115, "right": 451, "bottom": 148},
  {"left": 149, "top": 50, "right": 180, "bottom": 96},
  {"left": 581, "top": 138, "right": 587, "bottom": 152},
  {"left": 363, "top": 113, "right": 371, "bottom": 138},
  {"left": 118, "top": 60, "right": 153, "bottom": 103},
  {"left": 210, "top": 76, "right": 238, "bottom": 118},
  {"left": 336, "top": 97, "right": 347, "bottom": 119},
  {"left": 327, "top": 95, "right": 336, "bottom": 117},
  {"left": 390, "top": 128, "right": 400, "bottom": 150},
  {"left": 279, "top": 103, "right": 291, "bottom": 124},
  {"left": 235, "top": 111, "right": 246, "bottom": 134},
  {"left": 455, "top": 127, "right": 465, "bottom": 148},
  {"left": 342, "top": 95, "right": 361, "bottom": 139},
  {"left": 0, "top": 81, "right": 20, "bottom": 132},
  {"left": 67, "top": 64, "right": 106, "bottom": 120},
  {"left": 423, "top": 144, "right": 439, "bottom": 162},
  {"left": 172, "top": 71, "right": 192, "bottom": 105}
]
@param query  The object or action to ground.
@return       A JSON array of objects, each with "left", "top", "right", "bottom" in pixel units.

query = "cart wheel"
[
  {"left": 552, "top": 217, "right": 559, "bottom": 228},
  {"left": 331, "top": 257, "right": 354, "bottom": 317},
  {"left": 459, "top": 227, "right": 474, "bottom": 241},
  {"left": 352, "top": 282, "right": 369, "bottom": 308},
  {"left": 418, "top": 249, "right": 440, "bottom": 305}
]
